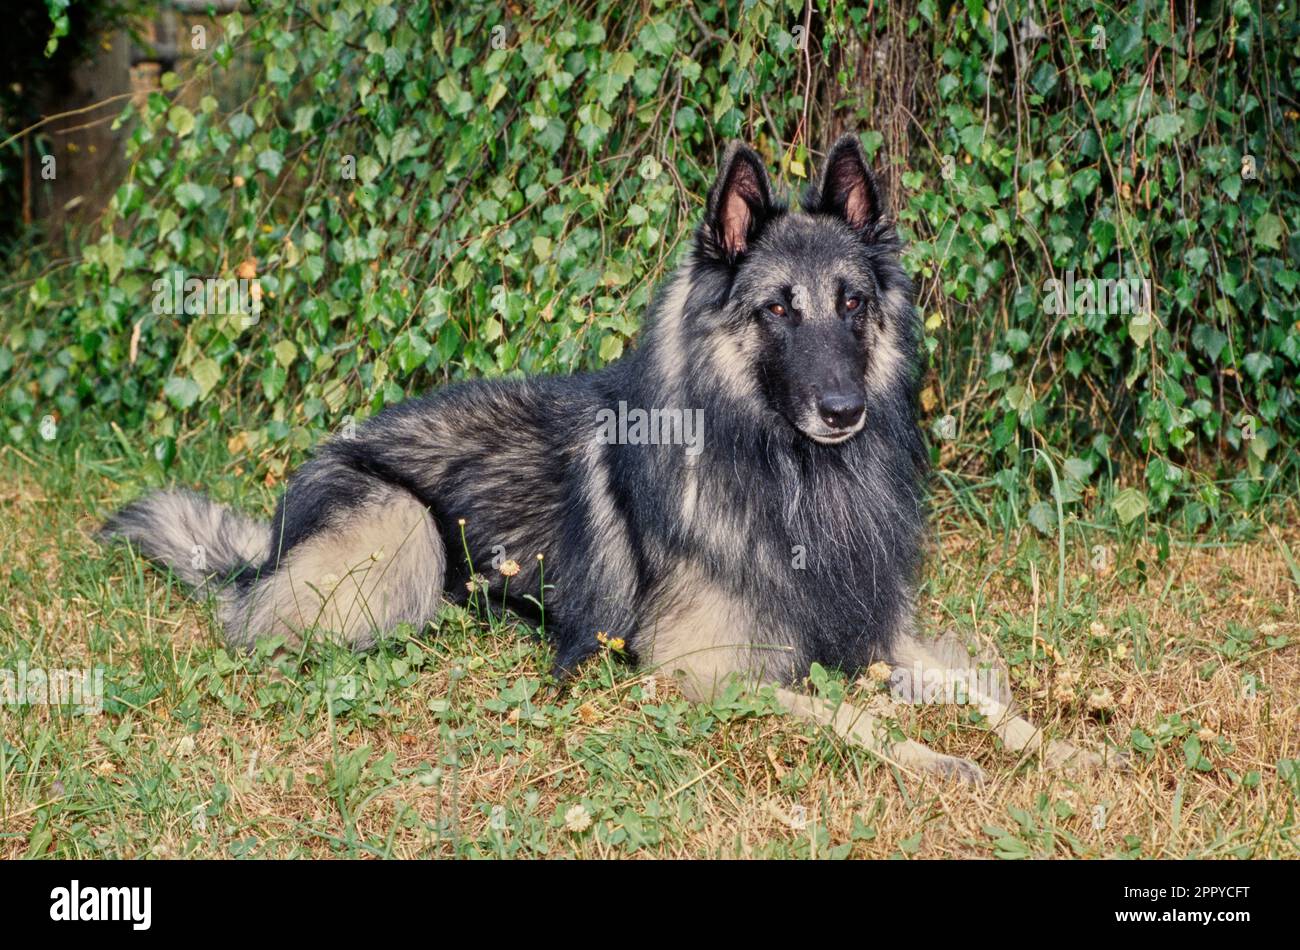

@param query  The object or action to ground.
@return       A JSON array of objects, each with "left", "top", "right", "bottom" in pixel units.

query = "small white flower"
[
  {"left": 866, "top": 661, "right": 892, "bottom": 684},
  {"left": 564, "top": 803, "right": 592, "bottom": 833}
]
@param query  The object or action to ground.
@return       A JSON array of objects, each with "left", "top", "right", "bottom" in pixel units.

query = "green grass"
[{"left": 1, "top": 422, "right": 1297, "bottom": 859}]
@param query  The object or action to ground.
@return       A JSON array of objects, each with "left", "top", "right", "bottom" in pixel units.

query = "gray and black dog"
[{"left": 104, "top": 134, "right": 1111, "bottom": 781}]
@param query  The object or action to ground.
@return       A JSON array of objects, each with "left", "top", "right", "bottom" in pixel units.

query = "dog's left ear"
[{"left": 813, "top": 134, "right": 884, "bottom": 233}]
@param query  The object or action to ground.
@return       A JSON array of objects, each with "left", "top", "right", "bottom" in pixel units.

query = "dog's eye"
[
  {"left": 767, "top": 303, "right": 786, "bottom": 317},
  {"left": 844, "top": 296, "right": 862, "bottom": 312}
]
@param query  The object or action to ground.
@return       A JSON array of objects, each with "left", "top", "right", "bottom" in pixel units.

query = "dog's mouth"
[{"left": 797, "top": 415, "right": 866, "bottom": 445}]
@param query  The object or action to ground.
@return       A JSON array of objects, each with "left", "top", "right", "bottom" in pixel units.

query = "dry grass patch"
[{"left": 0, "top": 446, "right": 1296, "bottom": 858}]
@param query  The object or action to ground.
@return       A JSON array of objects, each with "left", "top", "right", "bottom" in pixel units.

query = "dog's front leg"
[
  {"left": 890, "top": 633, "right": 1119, "bottom": 771},
  {"left": 656, "top": 661, "right": 986, "bottom": 784},
  {"left": 770, "top": 687, "right": 987, "bottom": 784},
  {"left": 640, "top": 578, "right": 986, "bottom": 784}
]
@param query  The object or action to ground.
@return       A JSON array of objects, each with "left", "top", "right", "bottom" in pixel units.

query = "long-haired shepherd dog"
[{"left": 103, "top": 134, "right": 1117, "bottom": 782}]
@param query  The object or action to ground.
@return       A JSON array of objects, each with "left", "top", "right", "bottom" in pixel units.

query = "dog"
[{"left": 103, "top": 134, "right": 1110, "bottom": 782}]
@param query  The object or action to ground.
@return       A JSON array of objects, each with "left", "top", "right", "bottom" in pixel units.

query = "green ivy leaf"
[
  {"left": 598, "top": 334, "right": 623, "bottom": 361},
  {"left": 257, "top": 149, "right": 285, "bottom": 177},
  {"left": 167, "top": 105, "right": 196, "bottom": 137},
  {"left": 1111, "top": 488, "right": 1149, "bottom": 525},
  {"left": 173, "top": 183, "right": 207, "bottom": 210},
  {"left": 1128, "top": 312, "right": 1153, "bottom": 346},
  {"left": 1070, "top": 168, "right": 1101, "bottom": 198},
  {"left": 1027, "top": 501, "right": 1056, "bottom": 536},
  {"left": 1253, "top": 213, "right": 1283, "bottom": 251},
  {"left": 191, "top": 357, "right": 221, "bottom": 398},
  {"left": 227, "top": 112, "right": 254, "bottom": 140},
  {"left": 163, "top": 376, "right": 201, "bottom": 410},
  {"left": 1145, "top": 113, "right": 1184, "bottom": 145},
  {"left": 1242, "top": 352, "right": 1273, "bottom": 380},
  {"left": 273, "top": 340, "right": 298, "bottom": 368},
  {"left": 637, "top": 20, "right": 676, "bottom": 56}
]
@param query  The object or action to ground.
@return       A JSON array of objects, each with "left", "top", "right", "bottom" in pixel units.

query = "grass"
[{"left": 0, "top": 426, "right": 1297, "bottom": 859}]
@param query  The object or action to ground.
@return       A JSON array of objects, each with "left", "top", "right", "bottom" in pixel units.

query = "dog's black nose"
[{"left": 817, "top": 392, "right": 865, "bottom": 430}]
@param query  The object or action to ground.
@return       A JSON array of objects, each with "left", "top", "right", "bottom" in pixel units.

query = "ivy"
[{"left": 1, "top": 0, "right": 1296, "bottom": 523}]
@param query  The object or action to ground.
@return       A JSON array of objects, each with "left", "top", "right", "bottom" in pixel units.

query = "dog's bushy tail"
[{"left": 100, "top": 490, "right": 269, "bottom": 588}]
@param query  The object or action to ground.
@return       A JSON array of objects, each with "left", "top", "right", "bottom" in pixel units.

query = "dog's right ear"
[{"left": 699, "top": 143, "right": 775, "bottom": 265}]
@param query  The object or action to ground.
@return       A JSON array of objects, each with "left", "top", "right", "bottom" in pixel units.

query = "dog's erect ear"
[
  {"left": 814, "top": 134, "right": 883, "bottom": 233},
  {"left": 702, "top": 143, "right": 775, "bottom": 263}
]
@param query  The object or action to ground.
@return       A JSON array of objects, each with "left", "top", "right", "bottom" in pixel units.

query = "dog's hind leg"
[
  {"left": 224, "top": 482, "right": 445, "bottom": 651},
  {"left": 890, "top": 633, "right": 1119, "bottom": 771}
]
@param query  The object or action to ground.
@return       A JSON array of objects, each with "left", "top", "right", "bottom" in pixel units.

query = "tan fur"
[
  {"left": 704, "top": 322, "right": 762, "bottom": 403},
  {"left": 651, "top": 272, "right": 694, "bottom": 396},
  {"left": 579, "top": 437, "right": 637, "bottom": 578},
  {"left": 223, "top": 491, "right": 443, "bottom": 650},
  {"left": 640, "top": 566, "right": 795, "bottom": 700},
  {"left": 638, "top": 567, "right": 988, "bottom": 781},
  {"left": 680, "top": 452, "right": 700, "bottom": 525},
  {"left": 866, "top": 312, "right": 906, "bottom": 395}
]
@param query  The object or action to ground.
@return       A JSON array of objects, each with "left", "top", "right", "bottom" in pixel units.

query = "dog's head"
[{"left": 693, "top": 135, "right": 914, "bottom": 444}]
